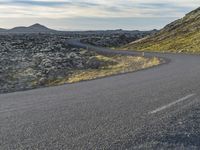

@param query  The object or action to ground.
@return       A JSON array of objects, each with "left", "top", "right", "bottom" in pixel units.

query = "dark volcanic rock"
[
  {"left": 81, "top": 30, "right": 157, "bottom": 47},
  {"left": 0, "top": 34, "right": 104, "bottom": 94}
]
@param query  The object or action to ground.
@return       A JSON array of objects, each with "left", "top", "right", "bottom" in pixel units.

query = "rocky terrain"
[
  {"left": 122, "top": 7, "right": 200, "bottom": 53},
  {"left": 81, "top": 30, "right": 157, "bottom": 48},
  {"left": 0, "top": 34, "right": 108, "bottom": 94},
  {"left": 0, "top": 25, "right": 159, "bottom": 94}
]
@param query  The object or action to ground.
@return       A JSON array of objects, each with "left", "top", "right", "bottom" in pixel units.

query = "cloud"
[
  {"left": 10, "top": 0, "right": 70, "bottom": 6},
  {"left": 0, "top": 0, "right": 199, "bottom": 30},
  {"left": 0, "top": 0, "right": 199, "bottom": 19}
]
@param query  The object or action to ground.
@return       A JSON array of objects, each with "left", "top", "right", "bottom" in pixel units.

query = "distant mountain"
[
  {"left": 0, "top": 23, "right": 57, "bottom": 33},
  {"left": 0, "top": 28, "right": 7, "bottom": 32},
  {"left": 0, "top": 23, "right": 158, "bottom": 35},
  {"left": 122, "top": 7, "right": 200, "bottom": 53}
]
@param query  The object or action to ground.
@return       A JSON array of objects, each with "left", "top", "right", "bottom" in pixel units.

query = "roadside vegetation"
[{"left": 48, "top": 55, "right": 161, "bottom": 85}]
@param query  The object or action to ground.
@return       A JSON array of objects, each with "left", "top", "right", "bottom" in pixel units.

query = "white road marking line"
[{"left": 149, "top": 93, "right": 196, "bottom": 114}]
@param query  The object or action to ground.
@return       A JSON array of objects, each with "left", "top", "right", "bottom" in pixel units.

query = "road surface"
[{"left": 0, "top": 39, "right": 200, "bottom": 149}]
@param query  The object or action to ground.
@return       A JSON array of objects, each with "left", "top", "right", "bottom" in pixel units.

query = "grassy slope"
[{"left": 122, "top": 7, "right": 200, "bottom": 53}]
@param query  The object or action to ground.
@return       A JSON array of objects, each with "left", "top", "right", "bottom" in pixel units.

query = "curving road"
[{"left": 1, "top": 39, "right": 200, "bottom": 149}]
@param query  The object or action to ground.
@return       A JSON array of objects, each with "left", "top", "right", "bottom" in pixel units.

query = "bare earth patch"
[{"left": 49, "top": 55, "right": 161, "bottom": 85}]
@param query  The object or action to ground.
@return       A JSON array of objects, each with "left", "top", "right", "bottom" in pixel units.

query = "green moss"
[{"left": 121, "top": 7, "right": 200, "bottom": 54}]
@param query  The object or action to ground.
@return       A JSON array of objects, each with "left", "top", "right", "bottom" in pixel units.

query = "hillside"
[
  {"left": 0, "top": 23, "right": 57, "bottom": 33},
  {"left": 122, "top": 7, "right": 200, "bottom": 53}
]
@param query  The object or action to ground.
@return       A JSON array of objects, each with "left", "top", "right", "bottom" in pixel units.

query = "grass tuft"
[{"left": 48, "top": 55, "right": 161, "bottom": 85}]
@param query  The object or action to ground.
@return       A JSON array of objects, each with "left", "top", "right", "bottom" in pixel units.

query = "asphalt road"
[{"left": 0, "top": 40, "right": 200, "bottom": 149}]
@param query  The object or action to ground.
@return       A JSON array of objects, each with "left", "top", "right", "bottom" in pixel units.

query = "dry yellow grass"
[
  {"left": 49, "top": 55, "right": 161, "bottom": 85},
  {"left": 121, "top": 7, "right": 200, "bottom": 53}
]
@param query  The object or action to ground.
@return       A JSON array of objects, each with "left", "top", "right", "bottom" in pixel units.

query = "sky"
[{"left": 0, "top": 0, "right": 199, "bottom": 31}]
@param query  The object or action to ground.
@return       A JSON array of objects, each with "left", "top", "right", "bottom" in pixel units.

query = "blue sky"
[{"left": 0, "top": 0, "right": 199, "bottom": 30}]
